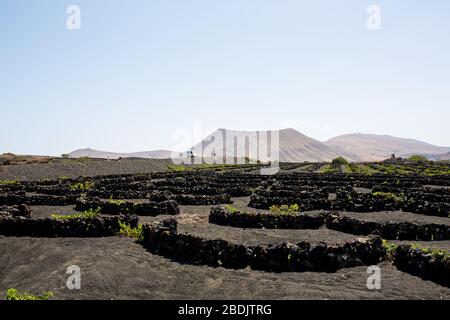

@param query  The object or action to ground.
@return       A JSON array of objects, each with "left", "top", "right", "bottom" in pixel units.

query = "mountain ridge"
[
  {"left": 67, "top": 129, "right": 450, "bottom": 162},
  {"left": 68, "top": 148, "right": 178, "bottom": 160},
  {"left": 190, "top": 128, "right": 351, "bottom": 162},
  {"left": 326, "top": 133, "right": 450, "bottom": 161}
]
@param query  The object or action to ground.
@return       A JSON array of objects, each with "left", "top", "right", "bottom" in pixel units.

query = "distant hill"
[
  {"left": 68, "top": 148, "right": 179, "bottom": 160},
  {"left": 434, "top": 152, "right": 450, "bottom": 161},
  {"left": 325, "top": 133, "right": 450, "bottom": 162},
  {"left": 190, "top": 128, "right": 354, "bottom": 162},
  {"left": 66, "top": 129, "right": 450, "bottom": 162}
]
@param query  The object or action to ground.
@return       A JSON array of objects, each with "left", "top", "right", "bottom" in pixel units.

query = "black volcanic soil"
[
  {"left": 338, "top": 211, "right": 450, "bottom": 226},
  {"left": 0, "top": 158, "right": 173, "bottom": 181},
  {"left": 2, "top": 164, "right": 450, "bottom": 301},
  {"left": 0, "top": 236, "right": 449, "bottom": 300},
  {"left": 178, "top": 224, "right": 357, "bottom": 247},
  {"left": 29, "top": 205, "right": 78, "bottom": 219},
  {"left": 6, "top": 200, "right": 445, "bottom": 300}
]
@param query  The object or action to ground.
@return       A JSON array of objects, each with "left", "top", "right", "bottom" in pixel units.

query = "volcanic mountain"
[
  {"left": 190, "top": 128, "right": 355, "bottom": 162},
  {"left": 68, "top": 129, "right": 450, "bottom": 162},
  {"left": 68, "top": 148, "right": 177, "bottom": 160},
  {"left": 325, "top": 133, "right": 450, "bottom": 162}
]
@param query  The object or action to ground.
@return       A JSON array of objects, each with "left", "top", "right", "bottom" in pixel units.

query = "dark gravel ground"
[
  {"left": 1, "top": 173, "right": 449, "bottom": 300},
  {"left": 338, "top": 211, "right": 450, "bottom": 226},
  {"left": 177, "top": 223, "right": 358, "bottom": 246},
  {"left": 0, "top": 236, "right": 449, "bottom": 300},
  {"left": 0, "top": 158, "right": 173, "bottom": 181}
]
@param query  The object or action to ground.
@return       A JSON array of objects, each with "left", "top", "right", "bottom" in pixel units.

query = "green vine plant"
[
  {"left": 371, "top": 191, "right": 404, "bottom": 203},
  {"left": 269, "top": 204, "right": 300, "bottom": 215},
  {"left": 409, "top": 243, "right": 450, "bottom": 259},
  {"left": 117, "top": 221, "right": 144, "bottom": 242},
  {"left": 167, "top": 164, "right": 192, "bottom": 172},
  {"left": 5, "top": 288, "right": 54, "bottom": 300},
  {"left": 0, "top": 179, "right": 20, "bottom": 186},
  {"left": 51, "top": 208, "right": 101, "bottom": 220},
  {"left": 224, "top": 204, "right": 239, "bottom": 214},
  {"left": 382, "top": 240, "right": 450, "bottom": 260},
  {"left": 108, "top": 196, "right": 125, "bottom": 206},
  {"left": 69, "top": 181, "right": 95, "bottom": 192},
  {"left": 381, "top": 239, "right": 398, "bottom": 257}
]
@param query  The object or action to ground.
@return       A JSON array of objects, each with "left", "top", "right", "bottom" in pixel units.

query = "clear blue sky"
[{"left": 1, "top": 0, "right": 449, "bottom": 155}]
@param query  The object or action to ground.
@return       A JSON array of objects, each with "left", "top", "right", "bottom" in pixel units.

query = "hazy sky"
[{"left": 1, "top": 0, "right": 449, "bottom": 155}]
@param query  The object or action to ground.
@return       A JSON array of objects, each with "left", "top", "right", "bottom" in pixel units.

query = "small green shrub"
[
  {"left": 410, "top": 243, "right": 450, "bottom": 259},
  {"left": 331, "top": 157, "right": 349, "bottom": 166},
  {"left": 349, "top": 164, "right": 374, "bottom": 175},
  {"left": 70, "top": 181, "right": 94, "bottom": 192},
  {"left": 423, "top": 166, "right": 450, "bottom": 176},
  {"left": 167, "top": 164, "right": 192, "bottom": 172},
  {"left": 269, "top": 204, "right": 300, "bottom": 215},
  {"left": 340, "top": 164, "right": 352, "bottom": 173},
  {"left": 117, "top": 221, "right": 144, "bottom": 241},
  {"left": 318, "top": 164, "right": 338, "bottom": 174},
  {"left": 5, "top": 288, "right": 54, "bottom": 300},
  {"left": 408, "top": 155, "right": 429, "bottom": 163},
  {"left": 0, "top": 179, "right": 19, "bottom": 186},
  {"left": 224, "top": 204, "right": 239, "bottom": 214},
  {"left": 382, "top": 239, "right": 398, "bottom": 257},
  {"left": 379, "top": 164, "right": 411, "bottom": 175},
  {"left": 108, "top": 196, "right": 125, "bottom": 205},
  {"left": 51, "top": 207, "right": 101, "bottom": 220},
  {"left": 372, "top": 191, "right": 403, "bottom": 203}
]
